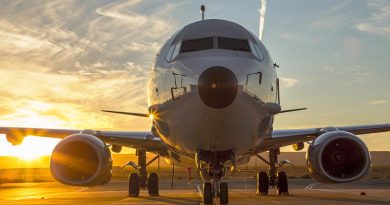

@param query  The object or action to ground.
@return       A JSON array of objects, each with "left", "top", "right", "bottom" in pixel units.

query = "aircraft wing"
[
  {"left": 0, "top": 127, "right": 167, "bottom": 155},
  {"left": 263, "top": 124, "right": 390, "bottom": 149}
]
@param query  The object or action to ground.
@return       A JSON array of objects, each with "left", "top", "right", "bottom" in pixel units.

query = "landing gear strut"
[
  {"left": 138, "top": 150, "right": 148, "bottom": 189},
  {"left": 125, "top": 150, "right": 160, "bottom": 197},
  {"left": 197, "top": 150, "right": 234, "bottom": 205},
  {"left": 256, "top": 148, "right": 289, "bottom": 195}
]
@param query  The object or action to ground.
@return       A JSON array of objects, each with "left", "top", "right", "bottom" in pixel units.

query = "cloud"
[
  {"left": 0, "top": 0, "right": 182, "bottom": 130},
  {"left": 296, "top": 1, "right": 357, "bottom": 40},
  {"left": 279, "top": 77, "right": 299, "bottom": 88},
  {"left": 367, "top": 100, "right": 389, "bottom": 105},
  {"left": 318, "top": 64, "right": 371, "bottom": 83},
  {"left": 308, "top": 13, "right": 354, "bottom": 31},
  {"left": 355, "top": 0, "right": 390, "bottom": 38}
]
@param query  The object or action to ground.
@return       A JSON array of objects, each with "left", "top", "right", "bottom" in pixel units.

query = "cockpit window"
[
  {"left": 165, "top": 45, "right": 175, "bottom": 62},
  {"left": 171, "top": 42, "right": 181, "bottom": 60},
  {"left": 249, "top": 41, "right": 264, "bottom": 61},
  {"left": 165, "top": 42, "right": 182, "bottom": 62},
  {"left": 180, "top": 37, "right": 214, "bottom": 53},
  {"left": 217, "top": 37, "right": 250, "bottom": 52}
]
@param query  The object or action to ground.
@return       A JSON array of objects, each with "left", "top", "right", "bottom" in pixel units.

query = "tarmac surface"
[{"left": 1, "top": 179, "right": 390, "bottom": 205}]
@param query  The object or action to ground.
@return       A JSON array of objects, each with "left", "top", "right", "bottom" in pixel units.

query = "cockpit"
[
  {"left": 164, "top": 19, "right": 267, "bottom": 63},
  {"left": 165, "top": 36, "right": 265, "bottom": 62}
]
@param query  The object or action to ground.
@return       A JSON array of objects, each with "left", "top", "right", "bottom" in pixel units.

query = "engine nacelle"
[
  {"left": 50, "top": 133, "right": 112, "bottom": 186},
  {"left": 306, "top": 131, "right": 371, "bottom": 183}
]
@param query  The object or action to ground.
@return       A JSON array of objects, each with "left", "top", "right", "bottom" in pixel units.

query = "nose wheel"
[
  {"left": 202, "top": 181, "right": 229, "bottom": 205},
  {"left": 219, "top": 182, "right": 228, "bottom": 204},
  {"left": 203, "top": 182, "right": 213, "bottom": 205}
]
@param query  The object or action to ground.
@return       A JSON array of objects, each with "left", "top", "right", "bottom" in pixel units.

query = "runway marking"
[
  {"left": 309, "top": 188, "right": 364, "bottom": 196},
  {"left": 196, "top": 184, "right": 206, "bottom": 205},
  {"left": 196, "top": 184, "right": 202, "bottom": 199},
  {"left": 304, "top": 183, "right": 318, "bottom": 190},
  {"left": 6, "top": 187, "right": 89, "bottom": 201}
]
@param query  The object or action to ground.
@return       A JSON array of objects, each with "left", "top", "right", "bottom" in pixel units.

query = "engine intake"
[
  {"left": 306, "top": 131, "right": 371, "bottom": 183},
  {"left": 50, "top": 134, "right": 112, "bottom": 186}
]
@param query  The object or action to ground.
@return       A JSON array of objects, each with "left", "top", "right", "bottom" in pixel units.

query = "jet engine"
[
  {"left": 306, "top": 130, "right": 371, "bottom": 183},
  {"left": 50, "top": 133, "right": 112, "bottom": 186}
]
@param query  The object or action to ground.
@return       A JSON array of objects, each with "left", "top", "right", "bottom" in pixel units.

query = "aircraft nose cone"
[{"left": 198, "top": 66, "right": 238, "bottom": 109}]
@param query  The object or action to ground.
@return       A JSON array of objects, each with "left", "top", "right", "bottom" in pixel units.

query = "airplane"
[{"left": 1, "top": 10, "right": 390, "bottom": 205}]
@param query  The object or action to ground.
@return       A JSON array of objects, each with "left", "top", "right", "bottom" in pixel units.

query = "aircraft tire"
[
  {"left": 277, "top": 171, "right": 288, "bottom": 195},
  {"left": 256, "top": 171, "right": 269, "bottom": 195},
  {"left": 147, "top": 172, "right": 159, "bottom": 196},
  {"left": 128, "top": 173, "right": 140, "bottom": 197},
  {"left": 203, "top": 182, "right": 213, "bottom": 205},
  {"left": 219, "top": 182, "right": 228, "bottom": 204}
]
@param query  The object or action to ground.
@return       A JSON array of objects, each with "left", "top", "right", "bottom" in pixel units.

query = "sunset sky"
[{"left": 0, "top": 0, "right": 389, "bottom": 158}]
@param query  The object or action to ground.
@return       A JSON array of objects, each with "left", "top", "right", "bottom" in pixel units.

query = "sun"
[{"left": 0, "top": 136, "right": 60, "bottom": 160}]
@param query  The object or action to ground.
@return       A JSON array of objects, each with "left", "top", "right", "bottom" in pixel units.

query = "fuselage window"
[
  {"left": 181, "top": 37, "right": 214, "bottom": 53},
  {"left": 218, "top": 37, "right": 250, "bottom": 52}
]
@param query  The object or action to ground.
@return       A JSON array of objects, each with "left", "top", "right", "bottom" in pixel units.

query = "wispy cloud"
[
  {"left": 355, "top": 0, "right": 390, "bottom": 38},
  {"left": 279, "top": 77, "right": 300, "bottom": 88},
  {"left": 300, "top": 1, "right": 356, "bottom": 40},
  {"left": 0, "top": 0, "right": 182, "bottom": 130},
  {"left": 319, "top": 64, "right": 371, "bottom": 80},
  {"left": 367, "top": 100, "right": 389, "bottom": 105},
  {"left": 308, "top": 13, "right": 354, "bottom": 31}
]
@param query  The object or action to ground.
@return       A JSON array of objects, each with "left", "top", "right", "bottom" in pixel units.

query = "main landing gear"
[
  {"left": 124, "top": 150, "right": 160, "bottom": 197},
  {"left": 256, "top": 148, "right": 290, "bottom": 196}
]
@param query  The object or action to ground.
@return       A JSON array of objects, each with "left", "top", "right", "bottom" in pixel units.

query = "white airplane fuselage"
[{"left": 147, "top": 19, "right": 277, "bottom": 167}]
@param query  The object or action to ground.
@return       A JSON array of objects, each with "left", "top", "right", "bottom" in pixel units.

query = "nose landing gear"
[
  {"left": 202, "top": 181, "right": 229, "bottom": 205},
  {"left": 256, "top": 148, "right": 290, "bottom": 196},
  {"left": 203, "top": 182, "right": 213, "bottom": 204},
  {"left": 196, "top": 149, "right": 235, "bottom": 205},
  {"left": 219, "top": 182, "right": 229, "bottom": 204}
]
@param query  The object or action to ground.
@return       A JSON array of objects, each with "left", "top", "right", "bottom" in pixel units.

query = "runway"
[{"left": 1, "top": 179, "right": 390, "bottom": 205}]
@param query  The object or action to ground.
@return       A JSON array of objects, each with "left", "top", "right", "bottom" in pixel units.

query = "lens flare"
[{"left": 0, "top": 136, "right": 60, "bottom": 160}]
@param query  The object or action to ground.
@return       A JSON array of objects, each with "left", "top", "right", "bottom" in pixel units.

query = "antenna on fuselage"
[{"left": 201, "top": 4, "right": 206, "bottom": 20}]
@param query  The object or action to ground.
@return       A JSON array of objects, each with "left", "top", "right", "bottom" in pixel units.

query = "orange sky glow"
[{"left": 0, "top": 0, "right": 389, "bottom": 163}]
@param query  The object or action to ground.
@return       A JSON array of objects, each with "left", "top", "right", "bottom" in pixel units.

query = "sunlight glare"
[{"left": 0, "top": 136, "right": 60, "bottom": 160}]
